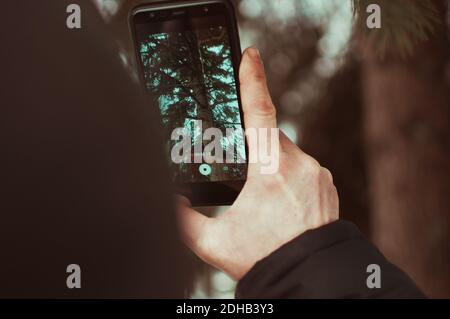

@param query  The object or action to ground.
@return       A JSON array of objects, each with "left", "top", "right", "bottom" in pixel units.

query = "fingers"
[
  {"left": 239, "top": 47, "right": 277, "bottom": 130},
  {"left": 175, "top": 195, "right": 211, "bottom": 258}
]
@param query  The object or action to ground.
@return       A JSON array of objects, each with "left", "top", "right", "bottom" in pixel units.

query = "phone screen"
[{"left": 132, "top": 3, "right": 247, "bottom": 189}]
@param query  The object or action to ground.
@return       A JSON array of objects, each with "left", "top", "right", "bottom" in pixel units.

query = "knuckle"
[
  {"left": 321, "top": 167, "right": 334, "bottom": 183},
  {"left": 253, "top": 98, "right": 276, "bottom": 117},
  {"left": 303, "top": 156, "right": 321, "bottom": 176}
]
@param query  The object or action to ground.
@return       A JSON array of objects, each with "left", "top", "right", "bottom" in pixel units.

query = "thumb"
[
  {"left": 239, "top": 47, "right": 277, "bottom": 130},
  {"left": 240, "top": 47, "right": 279, "bottom": 177},
  {"left": 175, "top": 195, "right": 212, "bottom": 259}
]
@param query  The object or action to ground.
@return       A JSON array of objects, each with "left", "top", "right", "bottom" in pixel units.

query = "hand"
[{"left": 177, "top": 47, "right": 339, "bottom": 281}]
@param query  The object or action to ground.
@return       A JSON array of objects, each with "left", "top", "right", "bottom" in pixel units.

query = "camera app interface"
[{"left": 134, "top": 7, "right": 247, "bottom": 184}]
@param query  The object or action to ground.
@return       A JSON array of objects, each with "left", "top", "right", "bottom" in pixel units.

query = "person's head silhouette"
[{"left": 0, "top": 0, "right": 192, "bottom": 298}]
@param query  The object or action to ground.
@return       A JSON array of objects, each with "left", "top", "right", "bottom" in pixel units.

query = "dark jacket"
[{"left": 237, "top": 221, "right": 425, "bottom": 298}]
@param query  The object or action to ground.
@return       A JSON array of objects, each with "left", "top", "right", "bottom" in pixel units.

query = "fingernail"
[{"left": 247, "top": 46, "right": 261, "bottom": 61}]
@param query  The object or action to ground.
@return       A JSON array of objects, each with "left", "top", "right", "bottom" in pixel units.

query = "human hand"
[{"left": 177, "top": 47, "right": 339, "bottom": 281}]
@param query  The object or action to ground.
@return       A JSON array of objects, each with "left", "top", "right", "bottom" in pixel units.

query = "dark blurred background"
[{"left": 91, "top": 0, "right": 450, "bottom": 298}]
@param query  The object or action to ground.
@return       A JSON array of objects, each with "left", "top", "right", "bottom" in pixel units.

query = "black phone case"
[{"left": 129, "top": 0, "right": 247, "bottom": 206}]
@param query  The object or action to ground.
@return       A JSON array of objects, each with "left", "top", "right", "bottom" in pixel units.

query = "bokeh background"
[{"left": 92, "top": 0, "right": 450, "bottom": 298}]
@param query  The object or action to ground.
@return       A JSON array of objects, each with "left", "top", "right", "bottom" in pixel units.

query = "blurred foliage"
[
  {"left": 229, "top": 0, "right": 353, "bottom": 136},
  {"left": 354, "top": 0, "right": 442, "bottom": 58},
  {"left": 99, "top": 0, "right": 450, "bottom": 298},
  {"left": 140, "top": 30, "right": 241, "bottom": 127}
]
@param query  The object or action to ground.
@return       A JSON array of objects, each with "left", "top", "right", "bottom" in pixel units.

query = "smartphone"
[{"left": 130, "top": 0, "right": 247, "bottom": 206}]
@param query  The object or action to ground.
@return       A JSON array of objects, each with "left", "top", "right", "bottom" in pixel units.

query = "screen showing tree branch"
[{"left": 134, "top": 8, "right": 247, "bottom": 186}]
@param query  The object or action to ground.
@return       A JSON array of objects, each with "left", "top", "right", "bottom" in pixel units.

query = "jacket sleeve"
[{"left": 236, "top": 221, "right": 425, "bottom": 299}]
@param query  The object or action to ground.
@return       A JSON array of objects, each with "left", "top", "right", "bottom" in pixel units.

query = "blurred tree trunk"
[
  {"left": 360, "top": 1, "right": 450, "bottom": 297},
  {"left": 301, "top": 60, "right": 371, "bottom": 236}
]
